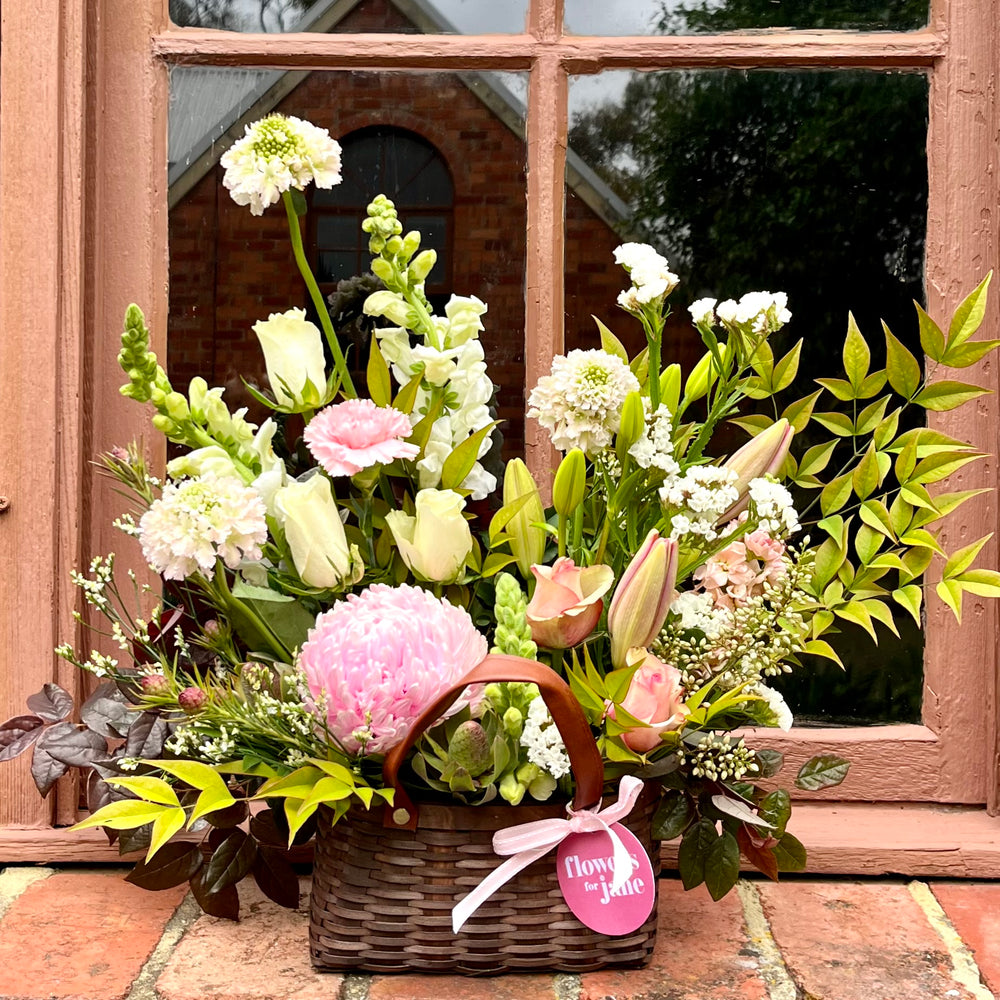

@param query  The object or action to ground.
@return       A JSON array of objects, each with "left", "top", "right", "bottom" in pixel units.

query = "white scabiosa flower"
[
  {"left": 221, "top": 114, "right": 342, "bottom": 216},
  {"left": 527, "top": 348, "right": 640, "bottom": 455},
  {"left": 139, "top": 476, "right": 268, "bottom": 580}
]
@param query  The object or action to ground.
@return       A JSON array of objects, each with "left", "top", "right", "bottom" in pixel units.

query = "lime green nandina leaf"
[
  {"left": 883, "top": 321, "right": 921, "bottom": 399},
  {"left": 943, "top": 533, "right": 994, "bottom": 580},
  {"left": 781, "top": 389, "right": 822, "bottom": 432},
  {"left": 947, "top": 270, "right": 992, "bottom": 349},
  {"left": 843, "top": 313, "right": 871, "bottom": 392},
  {"left": 892, "top": 585, "right": 923, "bottom": 626},
  {"left": 852, "top": 444, "right": 881, "bottom": 500},
  {"left": 912, "top": 380, "right": 991, "bottom": 412}
]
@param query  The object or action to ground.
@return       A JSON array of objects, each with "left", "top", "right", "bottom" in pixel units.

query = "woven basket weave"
[{"left": 309, "top": 655, "right": 661, "bottom": 975}]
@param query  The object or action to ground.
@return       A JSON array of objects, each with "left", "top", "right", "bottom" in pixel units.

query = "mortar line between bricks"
[
  {"left": 908, "top": 881, "right": 995, "bottom": 1000},
  {"left": 736, "top": 880, "right": 798, "bottom": 1000},
  {"left": 124, "top": 892, "right": 202, "bottom": 1000},
  {"left": 0, "top": 867, "right": 55, "bottom": 920}
]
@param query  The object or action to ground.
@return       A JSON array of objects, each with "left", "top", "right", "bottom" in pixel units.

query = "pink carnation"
[
  {"left": 304, "top": 398, "right": 419, "bottom": 477},
  {"left": 297, "top": 583, "right": 488, "bottom": 754}
]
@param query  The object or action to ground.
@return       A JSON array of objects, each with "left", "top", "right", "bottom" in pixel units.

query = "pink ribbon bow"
[{"left": 452, "top": 775, "right": 645, "bottom": 933}]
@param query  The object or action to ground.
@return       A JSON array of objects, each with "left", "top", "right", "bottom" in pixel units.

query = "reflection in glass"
[
  {"left": 170, "top": 0, "right": 528, "bottom": 34},
  {"left": 564, "top": 0, "right": 928, "bottom": 35},
  {"left": 566, "top": 69, "right": 928, "bottom": 723},
  {"left": 168, "top": 67, "right": 527, "bottom": 455}
]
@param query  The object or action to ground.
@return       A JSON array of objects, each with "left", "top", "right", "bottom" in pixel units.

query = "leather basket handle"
[{"left": 382, "top": 654, "right": 604, "bottom": 830}]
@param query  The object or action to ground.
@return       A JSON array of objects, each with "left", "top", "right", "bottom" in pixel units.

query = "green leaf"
[
  {"left": 705, "top": 831, "right": 740, "bottom": 901},
  {"left": 820, "top": 473, "right": 854, "bottom": 516},
  {"left": 864, "top": 599, "right": 900, "bottom": 637},
  {"left": 816, "top": 514, "right": 848, "bottom": 550},
  {"left": 154, "top": 760, "right": 234, "bottom": 795},
  {"left": 852, "top": 445, "right": 881, "bottom": 500},
  {"left": 854, "top": 524, "right": 884, "bottom": 565},
  {"left": 408, "top": 394, "right": 446, "bottom": 455},
  {"left": 147, "top": 807, "right": 187, "bottom": 860},
  {"left": 772, "top": 340, "right": 802, "bottom": 393},
  {"left": 815, "top": 377, "right": 856, "bottom": 402},
  {"left": 795, "top": 754, "right": 850, "bottom": 791},
  {"left": 843, "top": 313, "right": 871, "bottom": 391},
  {"left": 940, "top": 338, "right": 1000, "bottom": 368},
  {"left": 392, "top": 371, "right": 423, "bottom": 415},
  {"left": 909, "top": 450, "right": 984, "bottom": 486},
  {"left": 856, "top": 396, "right": 890, "bottom": 436},
  {"left": 813, "top": 411, "right": 856, "bottom": 437},
  {"left": 188, "top": 783, "right": 238, "bottom": 828},
  {"left": 913, "top": 380, "right": 991, "bottom": 412},
  {"left": 900, "top": 546, "right": 935, "bottom": 584},
  {"left": 801, "top": 639, "right": 843, "bottom": 667},
  {"left": 781, "top": 390, "right": 822, "bottom": 433},
  {"left": 70, "top": 799, "right": 169, "bottom": 832},
  {"left": 954, "top": 569, "right": 1000, "bottom": 598},
  {"left": 595, "top": 316, "right": 629, "bottom": 364},
  {"left": 651, "top": 790, "right": 694, "bottom": 841},
  {"left": 757, "top": 789, "right": 791, "bottom": 838},
  {"left": 892, "top": 585, "right": 923, "bottom": 626},
  {"left": 107, "top": 776, "right": 180, "bottom": 807},
  {"left": 899, "top": 528, "right": 945, "bottom": 555},
  {"left": 835, "top": 601, "right": 877, "bottom": 641},
  {"left": 812, "top": 539, "right": 845, "bottom": 591},
  {"left": 883, "top": 322, "right": 921, "bottom": 398},
  {"left": 943, "top": 533, "right": 993, "bottom": 579},
  {"left": 873, "top": 408, "right": 901, "bottom": 449},
  {"left": 440, "top": 421, "right": 499, "bottom": 491},
  {"left": 798, "top": 440, "right": 838, "bottom": 478},
  {"left": 773, "top": 832, "right": 808, "bottom": 873},
  {"left": 859, "top": 499, "right": 895, "bottom": 540},
  {"left": 916, "top": 302, "right": 946, "bottom": 362},
  {"left": 729, "top": 414, "right": 775, "bottom": 437},
  {"left": 755, "top": 750, "right": 785, "bottom": 778},
  {"left": 936, "top": 579, "right": 964, "bottom": 621},
  {"left": 289, "top": 188, "right": 308, "bottom": 217},
  {"left": 947, "top": 270, "right": 992, "bottom": 349},
  {"left": 481, "top": 553, "right": 519, "bottom": 577},
  {"left": 678, "top": 818, "right": 719, "bottom": 891},
  {"left": 366, "top": 339, "right": 392, "bottom": 407}
]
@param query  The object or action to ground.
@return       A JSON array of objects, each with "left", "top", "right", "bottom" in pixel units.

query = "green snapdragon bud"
[
  {"left": 409, "top": 249, "right": 437, "bottom": 284},
  {"left": 370, "top": 258, "right": 394, "bottom": 284},
  {"left": 490, "top": 573, "right": 537, "bottom": 659},
  {"left": 502, "top": 707, "right": 524, "bottom": 740},
  {"left": 386, "top": 235, "right": 404, "bottom": 257},
  {"left": 151, "top": 413, "right": 177, "bottom": 435},
  {"left": 402, "top": 230, "right": 421, "bottom": 259},
  {"left": 165, "top": 392, "right": 189, "bottom": 422},
  {"left": 499, "top": 772, "right": 526, "bottom": 806},
  {"left": 118, "top": 304, "right": 164, "bottom": 402},
  {"left": 616, "top": 391, "right": 645, "bottom": 463}
]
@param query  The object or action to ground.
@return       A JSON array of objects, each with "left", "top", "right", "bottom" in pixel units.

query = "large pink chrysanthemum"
[
  {"left": 298, "top": 583, "right": 488, "bottom": 754},
  {"left": 304, "top": 398, "right": 419, "bottom": 477}
]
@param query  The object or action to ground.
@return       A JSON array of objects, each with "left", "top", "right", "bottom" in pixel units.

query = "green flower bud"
[
  {"left": 402, "top": 230, "right": 421, "bottom": 258},
  {"left": 502, "top": 706, "right": 523, "bottom": 739},
  {"left": 502, "top": 460, "right": 546, "bottom": 578},
  {"left": 616, "top": 391, "right": 645, "bottom": 463},
  {"left": 386, "top": 235, "right": 404, "bottom": 256},
  {"left": 684, "top": 350, "right": 719, "bottom": 404},
  {"left": 408, "top": 249, "right": 437, "bottom": 283},
  {"left": 151, "top": 413, "right": 176, "bottom": 435},
  {"left": 448, "top": 721, "right": 492, "bottom": 777},
  {"left": 188, "top": 377, "right": 209, "bottom": 420},
  {"left": 370, "top": 258, "right": 394, "bottom": 284},
  {"left": 552, "top": 448, "right": 586, "bottom": 517},
  {"left": 165, "top": 391, "right": 189, "bottom": 422},
  {"left": 660, "top": 363, "right": 682, "bottom": 413},
  {"left": 499, "top": 772, "right": 526, "bottom": 806}
]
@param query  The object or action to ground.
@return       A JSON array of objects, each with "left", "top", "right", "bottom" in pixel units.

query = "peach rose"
[{"left": 525, "top": 557, "right": 614, "bottom": 649}]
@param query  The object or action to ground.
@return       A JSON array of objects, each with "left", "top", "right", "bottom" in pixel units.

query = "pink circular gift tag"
[{"left": 556, "top": 823, "right": 655, "bottom": 935}]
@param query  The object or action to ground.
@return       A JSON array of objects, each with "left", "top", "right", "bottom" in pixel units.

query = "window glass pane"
[
  {"left": 565, "top": 69, "right": 928, "bottom": 724},
  {"left": 168, "top": 67, "right": 528, "bottom": 458},
  {"left": 565, "top": 0, "right": 928, "bottom": 34},
  {"left": 170, "top": 0, "right": 528, "bottom": 34}
]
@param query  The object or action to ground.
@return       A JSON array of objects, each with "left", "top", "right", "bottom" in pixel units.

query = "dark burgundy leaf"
[
  {"left": 737, "top": 824, "right": 779, "bottom": 882},
  {"left": 26, "top": 683, "right": 74, "bottom": 722},
  {"left": 755, "top": 749, "right": 785, "bottom": 778},
  {"left": 126, "top": 843, "right": 203, "bottom": 891},
  {"left": 38, "top": 724, "right": 107, "bottom": 768},
  {"left": 190, "top": 868, "right": 240, "bottom": 920},
  {"left": 0, "top": 716, "right": 45, "bottom": 762},
  {"left": 30, "top": 721, "right": 75, "bottom": 796},
  {"left": 115, "top": 670, "right": 146, "bottom": 706},
  {"left": 125, "top": 711, "right": 169, "bottom": 759},
  {"left": 249, "top": 809, "right": 285, "bottom": 848},
  {"left": 118, "top": 823, "right": 153, "bottom": 855},
  {"left": 81, "top": 682, "right": 133, "bottom": 738},
  {"left": 202, "top": 830, "right": 257, "bottom": 896},
  {"left": 205, "top": 800, "right": 249, "bottom": 829},
  {"left": 252, "top": 847, "right": 301, "bottom": 910}
]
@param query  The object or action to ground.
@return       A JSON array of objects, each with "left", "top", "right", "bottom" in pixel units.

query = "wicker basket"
[{"left": 309, "top": 655, "right": 661, "bottom": 975}]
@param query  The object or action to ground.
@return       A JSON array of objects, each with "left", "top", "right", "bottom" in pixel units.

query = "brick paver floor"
[{"left": 0, "top": 867, "right": 996, "bottom": 1000}]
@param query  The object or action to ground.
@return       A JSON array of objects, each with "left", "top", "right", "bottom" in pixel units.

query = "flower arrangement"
[{"left": 3, "top": 112, "right": 999, "bottom": 927}]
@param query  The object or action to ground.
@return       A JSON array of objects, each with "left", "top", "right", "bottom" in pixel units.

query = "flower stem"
[{"left": 282, "top": 192, "right": 356, "bottom": 398}]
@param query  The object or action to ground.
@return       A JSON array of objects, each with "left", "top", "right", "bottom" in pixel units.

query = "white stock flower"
[
  {"left": 520, "top": 696, "right": 571, "bottom": 779},
  {"left": 660, "top": 466, "right": 741, "bottom": 541},
  {"left": 221, "top": 114, "right": 342, "bottom": 215},
  {"left": 527, "top": 348, "right": 640, "bottom": 455},
  {"left": 139, "top": 476, "right": 267, "bottom": 581},
  {"left": 628, "top": 403, "right": 679, "bottom": 474},
  {"left": 614, "top": 243, "right": 678, "bottom": 305},
  {"left": 670, "top": 591, "right": 731, "bottom": 639},
  {"left": 688, "top": 298, "right": 718, "bottom": 326},
  {"left": 747, "top": 477, "right": 800, "bottom": 537},
  {"left": 754, "top": 684, "right": 793, "bottom": 731}
]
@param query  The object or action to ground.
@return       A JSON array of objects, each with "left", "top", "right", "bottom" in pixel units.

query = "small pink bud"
[
  {"left": 141, "top": 674, "right": 170, "bottom": 696},
  {"left": 203, "top": 620, "right": 221, "bottom": 637},
  {"left": 109, "top": 445, "right": 129, "bottom": 463},
  {"left": 178, "top": 686, "right": 207, "bottom": 713}
]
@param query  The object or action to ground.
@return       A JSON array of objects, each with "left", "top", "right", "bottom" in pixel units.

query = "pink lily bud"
[
  {"left": 607, "top": 530, "right": 679, "bottom": 668},
  {"left": 525, "top": 558, "right": 615, "bottom": 649},
  {"left": 718, "top": 418, "right": 794, "bottom": 523},
  {"left": 616, "top": 648, "right": 687, "bottom": 754}
]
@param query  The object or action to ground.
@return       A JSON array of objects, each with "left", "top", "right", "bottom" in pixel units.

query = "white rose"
[
  {"left": 275, "top": 474, "right": 351, "bottom": 589},
  {"left": 385, "top": 488, "right": 473, "bottom": 584},
  {"left": 252, "top": 308, "right": 327, "bottom": 408}
]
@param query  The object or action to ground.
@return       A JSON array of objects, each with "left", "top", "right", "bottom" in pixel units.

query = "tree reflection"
[{"left": 170, "top": 0, "right": 318, "bottom": 31}]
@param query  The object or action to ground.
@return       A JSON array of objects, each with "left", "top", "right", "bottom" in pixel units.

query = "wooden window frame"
[{"left": 1, "top": 0, "right": 998, "bottom": 870}]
